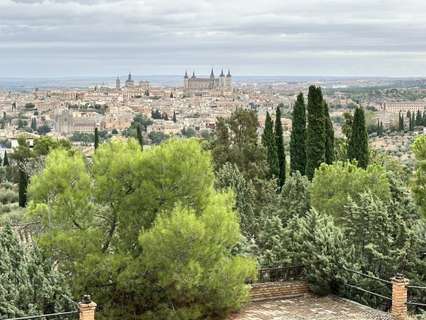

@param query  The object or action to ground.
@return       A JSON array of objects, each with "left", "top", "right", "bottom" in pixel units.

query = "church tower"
[
  {"left": 116, "top": 76, "right": 121, "bottom": 90},
  {"left": 209, "top": 68, "right": 215, "bottom": 89},
  {"left": 225, "top": 69, "right": 232, "bottom": 92},
  {"left": 184, "top": 70, "right": 189, "bottom": 90},
  {"left": 125, "top": 73, "right": 134, "bottom": 87}
]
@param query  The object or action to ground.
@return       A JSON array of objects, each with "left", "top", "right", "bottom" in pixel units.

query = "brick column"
[
  {"left": 391, "top": 274, "right": 409, "bottom": 320},
  {"left": 79, "top": 295, "right": 97, "bottom": 320}
]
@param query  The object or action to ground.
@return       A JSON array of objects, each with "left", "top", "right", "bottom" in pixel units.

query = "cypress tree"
[
  {"left": 262, "top": 111, "right": 278, "bottom": 178},
  {"left": 3, "top": 151, "right": 9, "bottom": 166},
  {"left": 306, "top": 86, "right": 326, "bottom": 180},
  {"left": 137, "top": 124, "right": 144, "bottom": 150},
  {"left": 94, "top": 127, "right": 99, "bottom": 150},
  {"left": 423, "top": 111, "right": 426, "bottom": 126},
  {"left": 324, "top": 102, "right": 334, "bottom": 165},
  {"left": 416, "top": 110, "right": 422, "bottom": 126},
  {"left": 18, "top": 169, "right": 27, "bottom": 207},
  {"left": 172, "top": 111, "right": 177, "bottom": 123},
  {"left": 31, "top": 118, "right": 37, "bottom": 131},
  {"left": 412, "top": 112, "right": 416, "bottom": 131},
  {"left": 290, "top": 93, "right": 306, "bottom": 175},
  {"left": 347, "top": 107, "right": 369, "bottom": 168},
  {"left": 399, "top": 112, "right": 404, "bottom": 131},
  {"left": 275, "top": 106, "right": 286, "bottom": 188}
]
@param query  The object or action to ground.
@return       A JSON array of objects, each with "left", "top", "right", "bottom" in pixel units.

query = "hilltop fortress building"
[{"left": 184, "top": 69, "right": 232, "bottom": 96}]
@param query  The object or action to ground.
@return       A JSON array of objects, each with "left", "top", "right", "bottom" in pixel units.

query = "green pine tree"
[
  {"left": 347, "top": 107, "right": 369, "bottom": 168},
  {"left": 94, "top": 127, "right": 99, "bottom": 150},
  {"left": 306, "top": 86, "right": 326, "bottom": 179},
  {"left": 172, "top": 111, "right": 177, "bottom": 123},
  {"left": 324, "top": 102, "right": 334, "bottom": 165},
  {"left": 290, "top": 93, "right": 307, "bottom": 175},
  {"left": 137, "top": 124, "right": 144, "bottom": 150},
  {"left": 275, "top": 105, "right": 286, "bottom": 188},
  {"left": 262, "top": 111, "right": 278, "bottom": 178}
]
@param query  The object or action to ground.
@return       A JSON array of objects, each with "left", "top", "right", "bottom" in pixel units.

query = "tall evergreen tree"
[
  {"left": 306, "top": 86, "right": 326, "bottom": 179},
  {"left": 411, "top": 112, "right": 416, "bottom": 131},
  {"left": 31, "top": 118, "right": 37, "bottom": 131},
  {"left": 3, "top": 151, "right": 9, "bottom": 166},
  {"left": 416, "top": 110, "right": 422, "bottom": 126},
  {"left": 290, "top": 93, "right": 306, "bottom": 174},
  {"left": 172, "top": 111, "right": 177, "bottom": 123},
  {"left": 347, "top": 107, "right": 369, "bottom": 168},
  {"left": 377, "top": 120, "right": 384, "bottom": 136},
  {"left": 18, "top": 169, "right": 27, "bottom": 207},
  {"left": 0, "top": 225, "right": 73, "bottom": 317},
  {"left": 398, "top": 112, "right": 404, "bottom": 131},
  {"left": 137, "top": 124, "right": 144, "bottom": 150},
  {"left": 262, "top": 111, "right": 278, "bottom": 178},
  {"left": 324, "top": 102, "right": 334, "bottom": 165},
  {"left": 275, "top": 105, "right": 286, "bottom": 188},
  {"left": 94, "top": 127, "right": 99, "bottom": 150}
]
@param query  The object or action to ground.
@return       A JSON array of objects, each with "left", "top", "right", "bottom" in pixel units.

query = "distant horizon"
[{"left": 1, "top": 74, "right": 426, "bottom": 80}]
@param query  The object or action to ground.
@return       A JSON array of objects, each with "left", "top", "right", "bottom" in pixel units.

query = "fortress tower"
[{"left": 183, "top": 68, "right": 232, "bottom": 96}]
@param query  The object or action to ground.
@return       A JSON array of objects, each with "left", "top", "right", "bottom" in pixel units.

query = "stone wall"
[{"left": 250, "top": 280, "right": 310, "bottom": 302}]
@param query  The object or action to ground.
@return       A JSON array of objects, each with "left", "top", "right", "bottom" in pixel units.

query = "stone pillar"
[
  {"left": 391, "top": 274, "right": 409, "bottom": 320},
  {"left": 79, "top": 295, "right": 97, "bottom": 320}
]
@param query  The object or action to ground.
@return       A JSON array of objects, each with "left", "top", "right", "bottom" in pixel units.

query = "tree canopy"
[
  {"left": 28, "top": 138, "right": 255, "bottom": 319},
  {"left": 310, "top": 161, "right": 391, "bottom": 222}
]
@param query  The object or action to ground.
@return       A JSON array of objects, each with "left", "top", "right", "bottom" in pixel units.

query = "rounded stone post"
[
  {"left": 391, "top": 274, "right": 409, "bottom": 320},
  {"left": 79, "top": 295, "right": 97, "bottom": 320}
]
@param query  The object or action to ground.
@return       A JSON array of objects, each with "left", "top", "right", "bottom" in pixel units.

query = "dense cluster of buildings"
[{"left": 1, "top": 71, "right": 426, "bottom": 156}]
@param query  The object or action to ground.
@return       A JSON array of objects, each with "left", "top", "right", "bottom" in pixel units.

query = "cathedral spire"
[
  {"left": 184, "top": 70, "right": 188, "bottom": 79},
  {"left": 192, "top": 71, "right": 196, "bottom": 79},
  {"left": 220, "top": 69, "right": 224, "bottom": 77},
  {"left": 210, "top": 68, "right": 214, "bottom": 79},
  {"left": 226, "top": 69, "right": 231, "bottom": 77}
]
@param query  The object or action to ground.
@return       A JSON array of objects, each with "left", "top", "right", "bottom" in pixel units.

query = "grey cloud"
[{"left": 0, "top": 0, "right": 426, "bottom": 76}]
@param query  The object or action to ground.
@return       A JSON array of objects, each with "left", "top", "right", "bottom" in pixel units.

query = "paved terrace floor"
[{"left": 230, "top": 295, "right": 392, "bottom": 320}]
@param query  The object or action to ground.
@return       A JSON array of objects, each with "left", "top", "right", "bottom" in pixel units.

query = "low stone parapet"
[{"left": 250, "top": 280, "right": 310, "bottom": 302}]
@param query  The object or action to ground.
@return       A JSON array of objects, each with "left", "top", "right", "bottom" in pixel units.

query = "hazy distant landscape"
[{"left": 0, "top": 75, "right": 422, "bottom": 91}]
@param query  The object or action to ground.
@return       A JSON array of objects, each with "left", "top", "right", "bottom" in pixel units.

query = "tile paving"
[{"left": 230, "top": 295, "right": 392, "bottom": 320}]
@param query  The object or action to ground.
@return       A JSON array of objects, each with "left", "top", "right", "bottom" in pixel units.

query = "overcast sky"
[{"left": 1, "top": 0, "right": 426, "bottom": 77}]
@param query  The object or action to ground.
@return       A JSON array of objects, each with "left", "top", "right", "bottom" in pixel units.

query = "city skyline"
[{"left": 1, "top": 0, "right": 426, "bottom": 77}]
